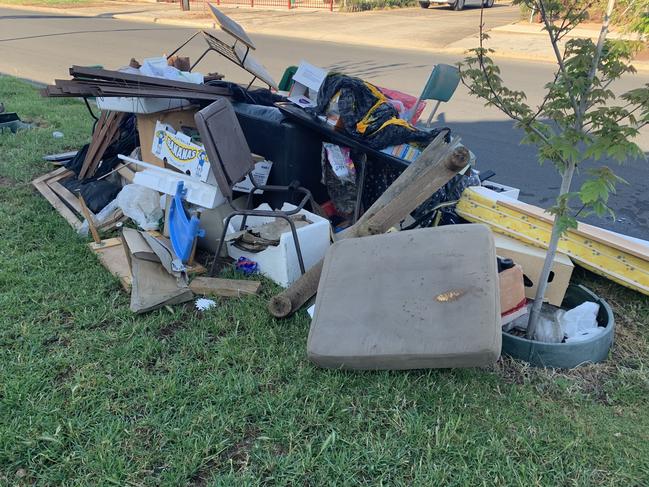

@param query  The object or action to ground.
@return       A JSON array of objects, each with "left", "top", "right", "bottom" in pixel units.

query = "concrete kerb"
[{"left": 1, "top": 2, "right": 647, "bottom": 72}]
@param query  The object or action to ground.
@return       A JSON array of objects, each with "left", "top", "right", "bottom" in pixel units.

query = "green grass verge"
[{"left": 1, "top": 75, "right": 649, "bottom": 486}]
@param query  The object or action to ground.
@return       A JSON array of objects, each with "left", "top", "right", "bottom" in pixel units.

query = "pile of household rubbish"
[{"left": 21, "top": 5, "right": 649, "bottom": 370}]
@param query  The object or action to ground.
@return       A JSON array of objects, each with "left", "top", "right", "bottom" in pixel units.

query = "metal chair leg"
[
  {"left": 210, "top": 213, "right": 236, "bottom": 276},
  {"left": 277, "top": 214, "right": 306, "bottom": 275},
  {"left": 353, "top": 155, "right": 366, "bottom": 224},
  {"left": 239, "top": 192, "right": 255, "bottom": 231}
]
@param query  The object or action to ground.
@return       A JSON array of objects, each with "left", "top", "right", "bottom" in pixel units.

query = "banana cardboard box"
[{"left": 151, "top": 121, "right": 212, "bottom": 183}]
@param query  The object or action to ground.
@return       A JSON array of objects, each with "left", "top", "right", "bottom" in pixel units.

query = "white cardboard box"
[
  {"left": 232, "top": 160, "right": 273, "bottom": 194},
  {"left": 287, "top": 61, "right": 328, "bottom": 109},
  {"left": 481, "top": 181, "right": 520, "bottom": 200},
  {"left": 225, "top": 203, "right": 331, "bottom": 288}
]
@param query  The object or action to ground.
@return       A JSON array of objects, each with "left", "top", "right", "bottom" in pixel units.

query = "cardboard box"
[
  {"left": 499, "top": 264, "right": 527, "bottom": 325},
  {"left": 482, "top": 181, "right": 520, "bottom": 200},
  {"left": 97, "top": 96, "right": 190, "bottom": 114},
  {"left": 494, "top": 233, "right": 573, "bottom": 307},
  {"left": 288, "top": 61, "right": 328, "bottom": 109},
  {"left": 232, "top": 160, "right": 273, "bottom": 194},
  {"left": 136, "top": 106, "right": 199, "bottom": 167},
  {"left": 151, "top": 121, "right": 211, "bottom": 182}
]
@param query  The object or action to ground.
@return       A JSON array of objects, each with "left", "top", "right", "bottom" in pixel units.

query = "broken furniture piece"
[
  {"left": 193, "top": 97, "right": 317, "bottom": 276},
  {"left": 165, "top": 5, "right": 277, "bottom": 90},
  {"left": 406, "top": 64, "right": 460, "bottom": 127},
  {"left": 307, "top": 225, "right": 501, "bottom": 370},
  {"left": 168, "top": 181, "right": 205, "bottom": 264}
]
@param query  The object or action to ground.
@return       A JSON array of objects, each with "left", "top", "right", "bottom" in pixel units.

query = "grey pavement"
[{"left": 0, "top": 6, "right": 648, "bottom": 238}]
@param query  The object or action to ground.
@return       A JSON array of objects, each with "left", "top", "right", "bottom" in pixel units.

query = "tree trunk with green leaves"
[{"left": 460, "top": 0, "right": 648, "bottom": 340}]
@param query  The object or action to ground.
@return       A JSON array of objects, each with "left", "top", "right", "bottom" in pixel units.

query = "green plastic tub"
[{"left": 502, "top": 284, "right": 615, "bottom": 369}]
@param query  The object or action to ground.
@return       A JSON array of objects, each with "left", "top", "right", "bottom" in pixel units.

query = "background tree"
[{"left": 460, "top": 0, "right": 649, "bottom": 339}]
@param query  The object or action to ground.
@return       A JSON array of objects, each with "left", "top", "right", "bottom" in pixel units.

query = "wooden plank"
[
  {"left": 80, "top": 111, "right": 109, "bottom": 179},
  {"left": 46, "top": 170, "right": 75, "bottom": 185},
  {"left": 70, "top": 66, "right": 232, "bottom": 96},
  {"left": 498, "top": 198, "right": 649, "bottom": 262},
  {"left": 79, "top": 195, "right": 101, "bottom": 244},
  {"left": 32, "top": 179, "right": 82, "bottom": 229},
  {"left": 190, "top": 277, "right": 261, "bottom": 297},
  {"left": 88, "top": 239, "right": 132, "bottom": 291},
  {"left": 31, "top": 166, "right": 68, "bottom": 185},
  {"left": 80, "top": 111, "right": 124, "bottom": 179},
  {"left": 49, "top": 180, "right": 83, "bottom": 215},
  {"left": 456, "top": 187, "right": 649, "bottom": 297},
  {"left": 89, "top": 237, "right": 122, "bottom": 250}
]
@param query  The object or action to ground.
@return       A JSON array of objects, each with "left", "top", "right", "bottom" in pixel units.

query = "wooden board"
[
  {"left": 456, "top": 186, "right": 649, "bottom": 297},
  {"left": 88, "top": 238, "right": 132, "bottom": 291},
  {"left": 32, "top": 172, "right": 82, "bottom": 230},
  {"left": 32, "top": 168, "right": 127, "bottom": 233},
  {"left": 49, "top": 180, "right": 83, "bottom": 215},
  {"left": 189, "top": 277, "right": 261, "bottom": 297}
]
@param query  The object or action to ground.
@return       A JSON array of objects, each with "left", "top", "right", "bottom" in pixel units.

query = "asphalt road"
[{"left": 1, "top": 7, "right": 648, "bottom": 238}]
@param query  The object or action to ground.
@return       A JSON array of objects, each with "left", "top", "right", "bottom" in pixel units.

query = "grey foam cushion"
[{"left": 307, "top": 224, "right": 501, "bottom": 370}]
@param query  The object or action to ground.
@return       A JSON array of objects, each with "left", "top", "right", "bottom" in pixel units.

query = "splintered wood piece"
[
  {"left": 79, "top": 111, "right": 124, "bottom": 179},
  {"left": 32, "top": 169, "right": 82, "bottom": 230},
  {"left": 79, "top": 195, "right": 101, "bottom": 244},
  {"left": 190, "top": 277, "right": 261, "bottom": 298},
  {"left": 48, "top": 181, "right": 83, "bottom": 214}
]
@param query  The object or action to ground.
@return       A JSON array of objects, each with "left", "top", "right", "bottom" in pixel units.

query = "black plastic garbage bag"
[
  {"left": 62, "top": 178, "right": 122, "bottom": 214},
  {"left": 315, "top": 73, "right": 448, "bottom": 150}
]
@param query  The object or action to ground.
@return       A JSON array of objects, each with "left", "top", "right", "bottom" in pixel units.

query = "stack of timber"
[{"left": 42, "top": 66, "right": 232, "bottom": 101}]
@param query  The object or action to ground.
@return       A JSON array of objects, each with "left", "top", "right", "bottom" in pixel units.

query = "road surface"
[{"left": 1, "top": 7, "right": 648, "bottom": 238}]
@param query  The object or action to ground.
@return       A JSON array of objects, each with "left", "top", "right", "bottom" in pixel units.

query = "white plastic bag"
[
  {"left": 533, "top": 312, "right": 564, "bottom": 343},
  {"left": 77, "top": 198, "right": 121, "bottom": 237},
  {"left": 561, "top": 302, "right": 601, "bottom": 343},
  {"left": 116, "top": 184, "right": 163, "bottom": 231}
]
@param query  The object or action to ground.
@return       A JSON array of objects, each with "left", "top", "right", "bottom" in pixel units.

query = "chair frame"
[{"left": 211, "top": 177, "right": 316, "bottom": 276}]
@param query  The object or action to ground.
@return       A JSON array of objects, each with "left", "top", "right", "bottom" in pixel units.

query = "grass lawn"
[{"left": 1, "top": 75, "right": 649, "bottom": 486}]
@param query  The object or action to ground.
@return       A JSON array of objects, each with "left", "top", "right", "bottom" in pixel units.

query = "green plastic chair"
[
  {"left": 278, "top": 65, "right": 298, "bottom": 92},
  {"left": 408, "top": 64, "right": 460, "bottom": 127}
]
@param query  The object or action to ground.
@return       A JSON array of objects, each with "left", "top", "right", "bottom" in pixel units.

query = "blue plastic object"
[
  {"left": 420, "top": 64, "right": 460, "bottom": 103},
  {"left": 168, "top": 181, "right": 205, "bottom": 264}
]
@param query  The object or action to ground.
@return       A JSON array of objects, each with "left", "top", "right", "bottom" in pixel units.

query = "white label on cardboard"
[
  {"left": 233, "top": 161, "right": 273, "bottom": 194},
  {"left": 151, "top": 121, "right": 211, "bottom": 182},
  {"left": 287, "top": 61, "right": 328, "bottom": 108}
]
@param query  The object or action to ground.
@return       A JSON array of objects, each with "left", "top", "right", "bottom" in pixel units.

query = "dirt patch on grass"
[
  {"left": 158, "top": 321, "right": 185, "bottom": 339},
  {"left": 0, "top": 176, "right": 14, "bottom": 188},
  {"left": 188, "top": 427, "right": 259, "bottom": 486}
]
